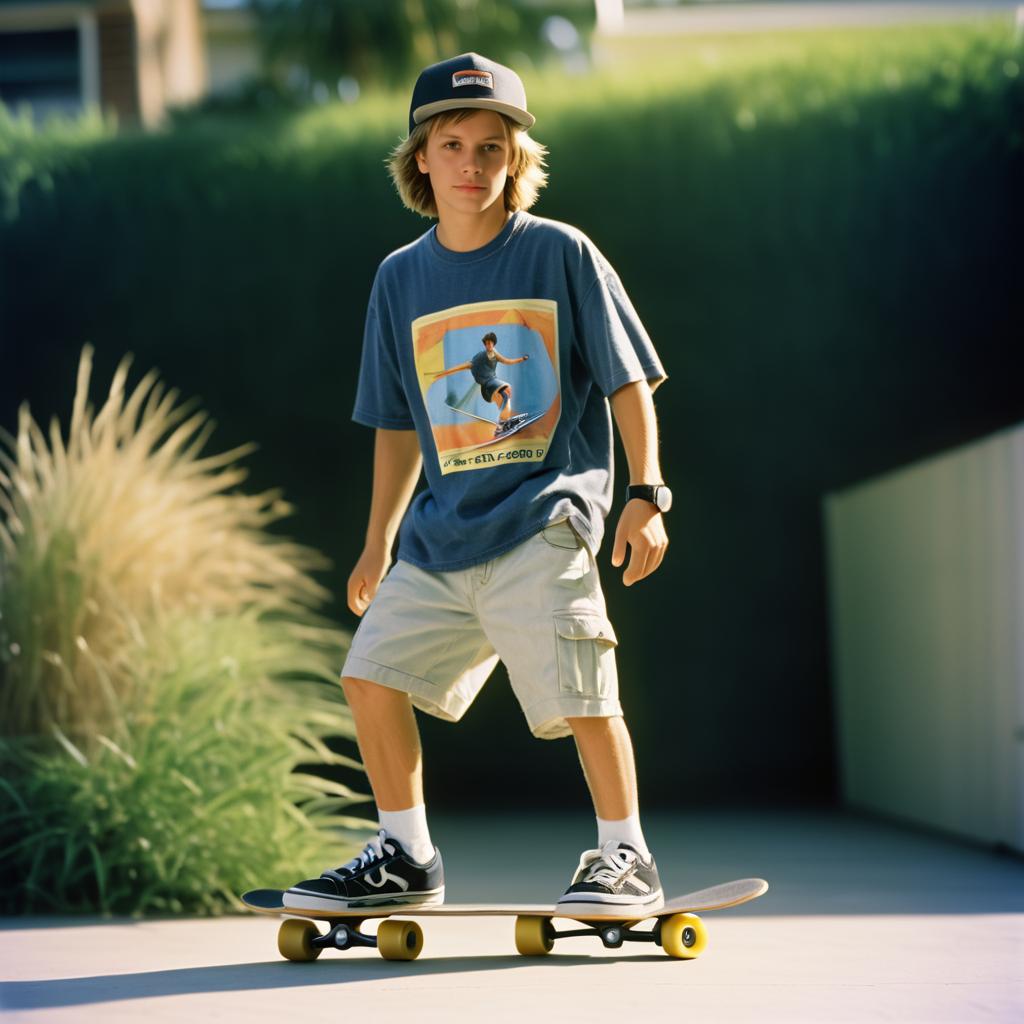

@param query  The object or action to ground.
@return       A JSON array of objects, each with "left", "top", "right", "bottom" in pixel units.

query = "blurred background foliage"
[
  {"left": 1, "top": 18, "right": 1021, "bottom": 820},
  {"left": 249, "top": 0, "right": 594, "bottom": 96}
]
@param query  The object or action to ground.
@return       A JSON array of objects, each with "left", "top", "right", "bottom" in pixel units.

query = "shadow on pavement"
[{"left": 1, "top": 953, "right": 679, "bottom": 1009}]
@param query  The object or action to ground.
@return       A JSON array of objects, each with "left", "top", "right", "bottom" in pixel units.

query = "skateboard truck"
[
  {"left": 305, "top": 918, "right": 428, "bottom": 959},
  {"left": 313, "top": 919, "right": 377, "bottom": 952},
  {"left": 549, "top": 917, "right": 693, "bottom": 950},
  {"left": 281, "top": 914, "right": 427, "bottom": 961}
]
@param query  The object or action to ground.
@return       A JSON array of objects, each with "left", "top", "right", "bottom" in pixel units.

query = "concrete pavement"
[{"left": 3, "top": 809, "right": 1023, "bottom": 1022}]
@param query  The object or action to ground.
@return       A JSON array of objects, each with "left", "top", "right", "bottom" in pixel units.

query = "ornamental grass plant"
[{"left": 0, "top": 347, "right": 371, "bottom": 915}]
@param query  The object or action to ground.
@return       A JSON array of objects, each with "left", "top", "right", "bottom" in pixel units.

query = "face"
[
  {"left": 483, "top": 337, "right": 496, "bottom": 352},
  {"left": 415, "top": 109, "right": 514, "bottom": 218}
]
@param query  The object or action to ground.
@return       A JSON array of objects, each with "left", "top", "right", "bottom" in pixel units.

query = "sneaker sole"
[
  {"left": 555, "top": 893, "right": 665, "bottom": 918},
  {"left": 283, "top": 887, "right": 445, "bottom": 913}
]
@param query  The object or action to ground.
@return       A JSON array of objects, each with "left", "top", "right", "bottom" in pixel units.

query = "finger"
[
  {"left": 637, "top": 553, "right": 655, "bottom": 582},
  {"left": 645, "top": 545, "right": 665, "bottom": 578},
  {"left": 651, "top": 546, "right": 666, "bottom": 575},
  {"left": 624, "top": 545, "right": 651, "bottom": 587},
  {"left": 639, "top": 548, "right": 653, "bottom": 582},
  {"left": 612, "top": 523, "right": 628, "bottom": 567},
  {"left": 623, "top": 550, "right": 642, "bottom": 586},
  {"left": 348, "top": 577, "right": 368, "bottom": 616}
]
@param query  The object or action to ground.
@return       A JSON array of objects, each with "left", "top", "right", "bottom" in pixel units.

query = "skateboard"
[{"left": 241, "top": 877, "right": 768, "bottom": 962}]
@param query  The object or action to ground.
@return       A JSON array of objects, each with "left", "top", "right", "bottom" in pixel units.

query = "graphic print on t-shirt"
[{"left": 412, "top": 298, "right": 561, "bottom": 475}]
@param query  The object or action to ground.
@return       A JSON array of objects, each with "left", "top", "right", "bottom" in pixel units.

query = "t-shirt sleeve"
[
  {"left": 351, "top": 272, "right": 417, "bottom": 430},
  {"left": 576, "top": 248, "right": 668, "bottom": 398}
]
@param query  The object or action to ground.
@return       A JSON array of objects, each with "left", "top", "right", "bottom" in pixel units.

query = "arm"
[
  {"left": 347, "top": 427, "right": 422, "bottom": 616},
  {"left": 432, "top": 361, "right": 472, "bottom": 380},
  {"left": 608, "top": 379, "right": 668, "bottom": 586},
  {"left": 495, "top": 353, "right": 529, "bottom": 365}
]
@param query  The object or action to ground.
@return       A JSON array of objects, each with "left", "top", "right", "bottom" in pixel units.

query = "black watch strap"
[{"left": 626, "top": 484, "right": 672, "bottom": 512}]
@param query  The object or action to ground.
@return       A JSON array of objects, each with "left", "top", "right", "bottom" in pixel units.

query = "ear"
[{"left": 415, "top": 147, "right": 429, "bottom": 174}]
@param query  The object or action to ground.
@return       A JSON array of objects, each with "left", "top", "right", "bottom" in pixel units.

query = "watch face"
[{"left": 656, "top": 487, "right": 672, "bottom": 512}]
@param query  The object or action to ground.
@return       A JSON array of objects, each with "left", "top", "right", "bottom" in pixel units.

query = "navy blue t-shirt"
[{"left": 352, "top": 210, "right": 667, "bottom": 571}]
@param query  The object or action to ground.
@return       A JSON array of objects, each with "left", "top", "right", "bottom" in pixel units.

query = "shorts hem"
[
  {"left": 524, "top": 695, "right": 624, "bottom": 740},
  {"left": 341, "top": 655, "right": 471, "bottom": 724}
]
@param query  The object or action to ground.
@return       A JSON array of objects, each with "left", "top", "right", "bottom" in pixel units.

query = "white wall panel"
[{"left": 825, "top": 424, "right": 1023, "bottom": 851}]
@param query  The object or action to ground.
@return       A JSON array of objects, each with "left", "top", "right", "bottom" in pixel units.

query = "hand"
[
  {"left": 347, "top": 543, "right": 391, "bottom": 616},
  {"left": 611, "top": 499, "right": 668, "bottom": 586}
]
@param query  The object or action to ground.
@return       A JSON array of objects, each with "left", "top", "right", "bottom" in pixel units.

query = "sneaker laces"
[
  {"left": 581, "top": 843, "right": 639, "bottom": 887},
  {"left": 335, "top": 830, "right": 396, "bottom": 875}
]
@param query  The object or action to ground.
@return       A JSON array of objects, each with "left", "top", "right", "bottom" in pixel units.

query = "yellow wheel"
[
  {"left": 377, "top": 919, "right": 424, "bottom": 961},
  {"left": 278, "top": 918, "right": 323, "bottom": 961},
  {"left": 515, "top": 915, "right": 554, "bottom": 956},
  {"left": 660, "top": 913, "right": 708, "bottom": 960}
]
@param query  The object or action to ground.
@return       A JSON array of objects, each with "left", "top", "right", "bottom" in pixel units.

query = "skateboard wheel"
[
  {"left": 278, "top": 918, "right": 323, "bottom": 962},
  {"left": 659, "top": 913, "right": 707, "bottom": 960},
  {"left": 377, "top": 919, "right": 423, "bottom": 961},
  {"left": 515, "top": 915, "right": 554, "bottom": 956}
]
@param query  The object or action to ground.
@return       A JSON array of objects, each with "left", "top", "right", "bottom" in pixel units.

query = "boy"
[
  {"left": 285, "top": 52, "right": 672, "bottom": 917},
  {"left": 432, "top": 332, "right": 530, "bottom": 436}
]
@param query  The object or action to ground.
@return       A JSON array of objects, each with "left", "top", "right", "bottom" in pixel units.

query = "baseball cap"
[{"left": 408, "top": 52, "right": 535, "bottom": 135}]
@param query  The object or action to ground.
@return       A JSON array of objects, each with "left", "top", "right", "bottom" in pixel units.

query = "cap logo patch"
[{"left": 452, "top": 70, "right": 493, "bottom": 90}]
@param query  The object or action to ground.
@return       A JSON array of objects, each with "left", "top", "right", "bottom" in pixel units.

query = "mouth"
[{"left": 455, "top": 185, "right": 485, "bottom": 192}]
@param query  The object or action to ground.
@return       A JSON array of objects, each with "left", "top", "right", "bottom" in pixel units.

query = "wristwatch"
[{"left": 625, "top": 483, "right": 673, "bottom": 513}]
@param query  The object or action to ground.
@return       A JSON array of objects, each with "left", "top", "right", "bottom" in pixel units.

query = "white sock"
[
  {"left": 378, "top": 804, "right": 435, "bottom": 864},
  {"left": 597, "top": 812, "right": 650, "bottom": 859}
]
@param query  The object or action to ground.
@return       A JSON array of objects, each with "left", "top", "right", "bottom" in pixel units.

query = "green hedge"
[
  {"left": 2, "top": 20, "right": 1020, "bottom": 803},
  {"left": 2, "top": 21, "right": 1017, "bottom": 428}
]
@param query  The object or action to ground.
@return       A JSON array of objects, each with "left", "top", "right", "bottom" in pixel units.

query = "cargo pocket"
[{"left": 554, "top": 611, "right": 618, "bottom": 698}]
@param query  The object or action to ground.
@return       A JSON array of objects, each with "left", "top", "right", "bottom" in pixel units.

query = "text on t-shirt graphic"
[{"left": 412, "top": 298, "right": 561, "bottom": 475}]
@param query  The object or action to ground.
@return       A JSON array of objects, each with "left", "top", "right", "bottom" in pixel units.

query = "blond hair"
[{"left": 387, "top": 109, "right": 548, "bottom": 219}]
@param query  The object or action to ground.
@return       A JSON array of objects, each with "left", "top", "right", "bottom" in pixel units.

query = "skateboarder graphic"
[{"left": 432, "top": 331, "right": 531, "bottom": 437}]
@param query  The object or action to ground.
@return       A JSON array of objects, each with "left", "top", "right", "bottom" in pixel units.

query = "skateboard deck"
[
  {"left": 456, "top": 410, "right": 545, "bottom": 451},
  {"left": 241, "top": 877, "right": 768, "bottom": 962}
]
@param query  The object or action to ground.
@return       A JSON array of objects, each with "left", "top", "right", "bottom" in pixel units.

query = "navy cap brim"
[{"left": 411, "top": 98, "right": 535, "bottom": 133}]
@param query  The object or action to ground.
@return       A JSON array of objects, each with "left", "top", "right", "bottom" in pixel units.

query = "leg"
[
  {"left": 478, "top": 530, "right": 660, "bottom": 912},
  {"left": 284, "top": 677, "right": 443, "bottom": 909},
  {"left": 567, "top": 714, "right": 638, "bottom": 821},
  {"left": 562, "top": 714, "right": 661, "bottom": 911},
  {"left": 342, "top": 675, "right": 423, "bottom": 811},
  {"left": 491, "top": 385, "right": 513, "bottom": 421}
]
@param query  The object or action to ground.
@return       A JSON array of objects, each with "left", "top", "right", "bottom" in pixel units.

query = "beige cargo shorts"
[{"left": 341, "top": 518, "right": 622, "bottom": 740}]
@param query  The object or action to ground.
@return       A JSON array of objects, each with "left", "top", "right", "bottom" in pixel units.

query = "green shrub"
[{"left": 0, "top": 348, "right": 372, "bottom": 915}]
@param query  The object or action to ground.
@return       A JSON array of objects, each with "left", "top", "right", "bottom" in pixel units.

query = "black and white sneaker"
[
  {"left": 556, "top": 841, "right": 664, "bottom": 917},
  {"left": 494, "top": 413, "right": 528, "bottom": 437},
  {"left": 283, "top": 830, "right": 444, "bottom": 912}
]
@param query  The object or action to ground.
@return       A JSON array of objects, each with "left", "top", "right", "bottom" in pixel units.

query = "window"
[{"left": 0, "top": 28, "right": 82, "bottom": 118}]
